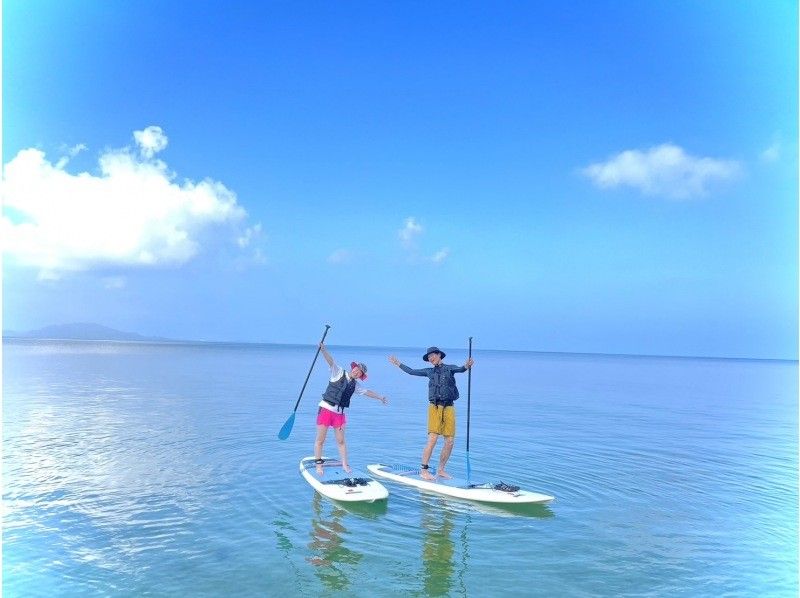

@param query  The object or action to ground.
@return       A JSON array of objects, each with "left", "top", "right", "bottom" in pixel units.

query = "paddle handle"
[{"left": 291, "top": 324, "right": 331, "bottom": 412}]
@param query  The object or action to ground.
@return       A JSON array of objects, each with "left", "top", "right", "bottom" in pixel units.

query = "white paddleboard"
[
  {"left": 367, "top": 463, "right": 554, "bottom": 504},
  {"left": 300, "top": 456, "right": 389, "bottom": 503}
]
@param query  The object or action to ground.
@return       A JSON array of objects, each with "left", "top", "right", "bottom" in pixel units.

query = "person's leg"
[
  {"left": 421, "top": 432, "right": 439, "bottom": 480},
  {"left": 314, "top": 424, "right": 329, "bottom": 475},
  {"left": 437, "top": 436, "right": 455, "bottom": 479},
  {"left": 333, "top": 426, "right": 350, "bottom": 472},
  {"left": 436, "top": 406, "right": 456, "bottom": 479}
]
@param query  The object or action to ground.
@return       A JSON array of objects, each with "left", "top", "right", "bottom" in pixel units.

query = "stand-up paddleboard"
[
  {"left": 300, "top": 456, "right": 388, "bottom": 503},
  {"left": 367, "top": 463, "right": 554, "bottom": 504}
]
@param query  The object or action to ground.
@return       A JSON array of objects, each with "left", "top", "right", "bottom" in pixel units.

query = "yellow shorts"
[{"left": 427, "top": 404, "right": 455, "bottom": 437}]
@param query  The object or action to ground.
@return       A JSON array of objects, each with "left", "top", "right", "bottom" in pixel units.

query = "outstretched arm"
[
  {"left": 363, "top": 389, "right": 388, "bottom": 405},
  {"left": 388, "top": 355, "right": 429, "bottom": 376}
]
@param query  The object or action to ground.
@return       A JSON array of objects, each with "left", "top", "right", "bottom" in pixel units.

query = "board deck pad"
[
  {"left": 300, "top": 456, "right": 389, "bottom": 503},
  {"left": 367, "top": 463, "right": 554, "bottom": 504}
]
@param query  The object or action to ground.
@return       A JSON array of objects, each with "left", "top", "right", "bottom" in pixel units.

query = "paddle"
[
  {"left": 277, "top": 324, "right": 331, "bottom": 440},
  {"left": 466, "top": 336, "right": 473, "bottom": 483}
]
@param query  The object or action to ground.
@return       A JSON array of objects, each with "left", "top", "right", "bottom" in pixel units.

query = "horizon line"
[{"left": 3, "top": 333, "right": 796, "bottom": 364}]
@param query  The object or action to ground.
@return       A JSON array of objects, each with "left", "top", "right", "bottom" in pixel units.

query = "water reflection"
[
  {"left": 336, "top": 497, "right": 388, "bottom": 519},
  {"left": 416, "top": 492, "right": 555, "bottom": 596},
  {"left": 306, "top": 493, "right": 363, "bottom": 592},
  {"left": 462, "top": 499, "right": 556, "bottom": 519},
  {"left": 419, "top": 496, "right": 458, "bottom": 597}
]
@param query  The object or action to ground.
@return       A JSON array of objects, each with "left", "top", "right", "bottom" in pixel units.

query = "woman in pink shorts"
[{"left": 314, "top": 343, "right": 388, "bottom": 474}]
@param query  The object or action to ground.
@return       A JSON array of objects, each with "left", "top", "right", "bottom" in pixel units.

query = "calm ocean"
[{"left": 3, "top": 339, "right": 797, "bottom": 597}]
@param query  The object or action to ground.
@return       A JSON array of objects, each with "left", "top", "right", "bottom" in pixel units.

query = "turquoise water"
[{"left": 3, "top": 339, "right": 797, "bottom": 597}]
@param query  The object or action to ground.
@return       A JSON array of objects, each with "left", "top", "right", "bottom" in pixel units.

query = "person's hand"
[
  {"left": 465, "top": 357, "right": 474, "bottom": 369},
  {"left": 380, "top": 396, "right": 388, "bottom": 405},
  {"left": 319, "top": 342, "right": 326, "bottom": 350},
  {"left": 388, "top": 355, "right": 400, "bottom": 366}
]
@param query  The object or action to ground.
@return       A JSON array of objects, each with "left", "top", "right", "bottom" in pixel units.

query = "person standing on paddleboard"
[
  {"left": 388, "top": 347, "right": 474, "bottom": 481},
  {"left": 315, "top": 343, "right": 388, "bottom": 475}
]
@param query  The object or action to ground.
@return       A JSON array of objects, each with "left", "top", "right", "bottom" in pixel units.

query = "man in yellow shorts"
[{"left": 389, "top": 346, "right": 474, "bottom": 480}]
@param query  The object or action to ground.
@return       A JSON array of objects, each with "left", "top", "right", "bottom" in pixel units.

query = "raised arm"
[{"left": 319, "top": 342, "right": 335, "bottom": 368}]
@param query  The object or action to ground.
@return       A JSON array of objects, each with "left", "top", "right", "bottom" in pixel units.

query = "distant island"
[{"left": 2, "top": 323, "right": 169, "bottom": 342}]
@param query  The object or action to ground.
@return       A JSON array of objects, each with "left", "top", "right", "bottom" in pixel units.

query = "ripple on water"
[{"left": 4, "top": 342, "right": 797, "bottom": 596}]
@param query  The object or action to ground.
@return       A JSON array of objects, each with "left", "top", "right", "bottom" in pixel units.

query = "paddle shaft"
[
  {"left": 291, "top": 324, "right": 331, "bottom": 413},
  {"left": 466, "top": 337, "right": 472, "bottom": 451}
]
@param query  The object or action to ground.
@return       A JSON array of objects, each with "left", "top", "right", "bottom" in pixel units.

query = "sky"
[{"left": 2, "top": 0, "right": 797, "bottom": 359}]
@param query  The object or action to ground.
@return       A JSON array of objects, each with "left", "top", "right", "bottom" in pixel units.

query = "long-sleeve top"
[{"left": 398, "top": 363, "right": 467, "bottom": 405}]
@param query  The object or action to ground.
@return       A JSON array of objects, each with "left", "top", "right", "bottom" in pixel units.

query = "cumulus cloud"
[
  {"left": 2, "top": 127, "right": 258, "bottom": 279},
  {"left": 581, "top": 143, "right": 742, "bottom": 199},
  {"left": 430, "top": 248, "right": 450, "bottom": 264}
]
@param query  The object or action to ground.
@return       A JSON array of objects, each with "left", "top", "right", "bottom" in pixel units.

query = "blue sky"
[{"left": 3, "top": 1, "right": 797, "bottom": 359}]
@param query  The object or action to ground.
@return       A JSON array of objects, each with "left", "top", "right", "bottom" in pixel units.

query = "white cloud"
[
  {"left": 252, "top": 248, "right": 267, "bottom": 265},
  {"left": 55, "top": 143, "right": 87, "bottom": 169},
  {"left": 396, "top": 217, "right": 450, "bottom": 264},
  {"left": 237, "top": 223, "right": 263, "bottom": 248},
  {"left": 133, "top": 126, "right": 168, "bottom": 158},
  {"left": 581, "top": 143, "right": 742, "bottom": 199},
  {"left": 760, "top": 141, "right": 780, "bottom": 163},
  {"left": 398, "top": 217, "right": 423, "bottom": 247},
  {"left": 2, "top": 127, "right": 255, "bottom": 279},
  {"left": 430, "top": 248, "right": 450, "bottom": 264},
  {"left": 327, "top": 248, "right": 352, "bottom": 264}
]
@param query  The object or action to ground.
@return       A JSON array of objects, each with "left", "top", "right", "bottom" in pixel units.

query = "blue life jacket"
[{"left": 322, "top": 371, "right": 357, "bottom": 412}]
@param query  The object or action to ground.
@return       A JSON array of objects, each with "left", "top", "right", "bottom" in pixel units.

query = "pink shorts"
[{"left": 317, "top": 407, "right": 346, "bottom": 428}]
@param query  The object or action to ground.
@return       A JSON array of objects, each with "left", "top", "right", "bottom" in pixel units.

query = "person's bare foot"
[
  {"left": 343, "top": 464, "right": 352, "bottom": 474},
  {"left": 437, "top": 470, "right": 452, "bottom": 480},
  {"left": 316, "top": 464, "right": 324, "bottom": 476},
  {"left": 421, "top": 469, "right": 436, "bottom": 481}
]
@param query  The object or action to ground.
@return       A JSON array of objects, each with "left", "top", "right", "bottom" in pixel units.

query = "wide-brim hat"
[
  {"left": 350, "top": 361, "right": 368, "bottom": 379},
  {"left": 422, "top": 346, "right": 445, "bottom": 361}
]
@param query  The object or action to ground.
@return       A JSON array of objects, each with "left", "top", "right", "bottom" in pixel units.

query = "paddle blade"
[{"left": 278, "top": 412, "right": 296, "bottom": 440}]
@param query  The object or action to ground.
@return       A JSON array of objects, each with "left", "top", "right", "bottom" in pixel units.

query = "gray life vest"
[
  {"left": 322, "top": 372, "right": 357, "bottom": 412},
  {"left": 429, "top": 365, "right": 459, "bottom": 406}
]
